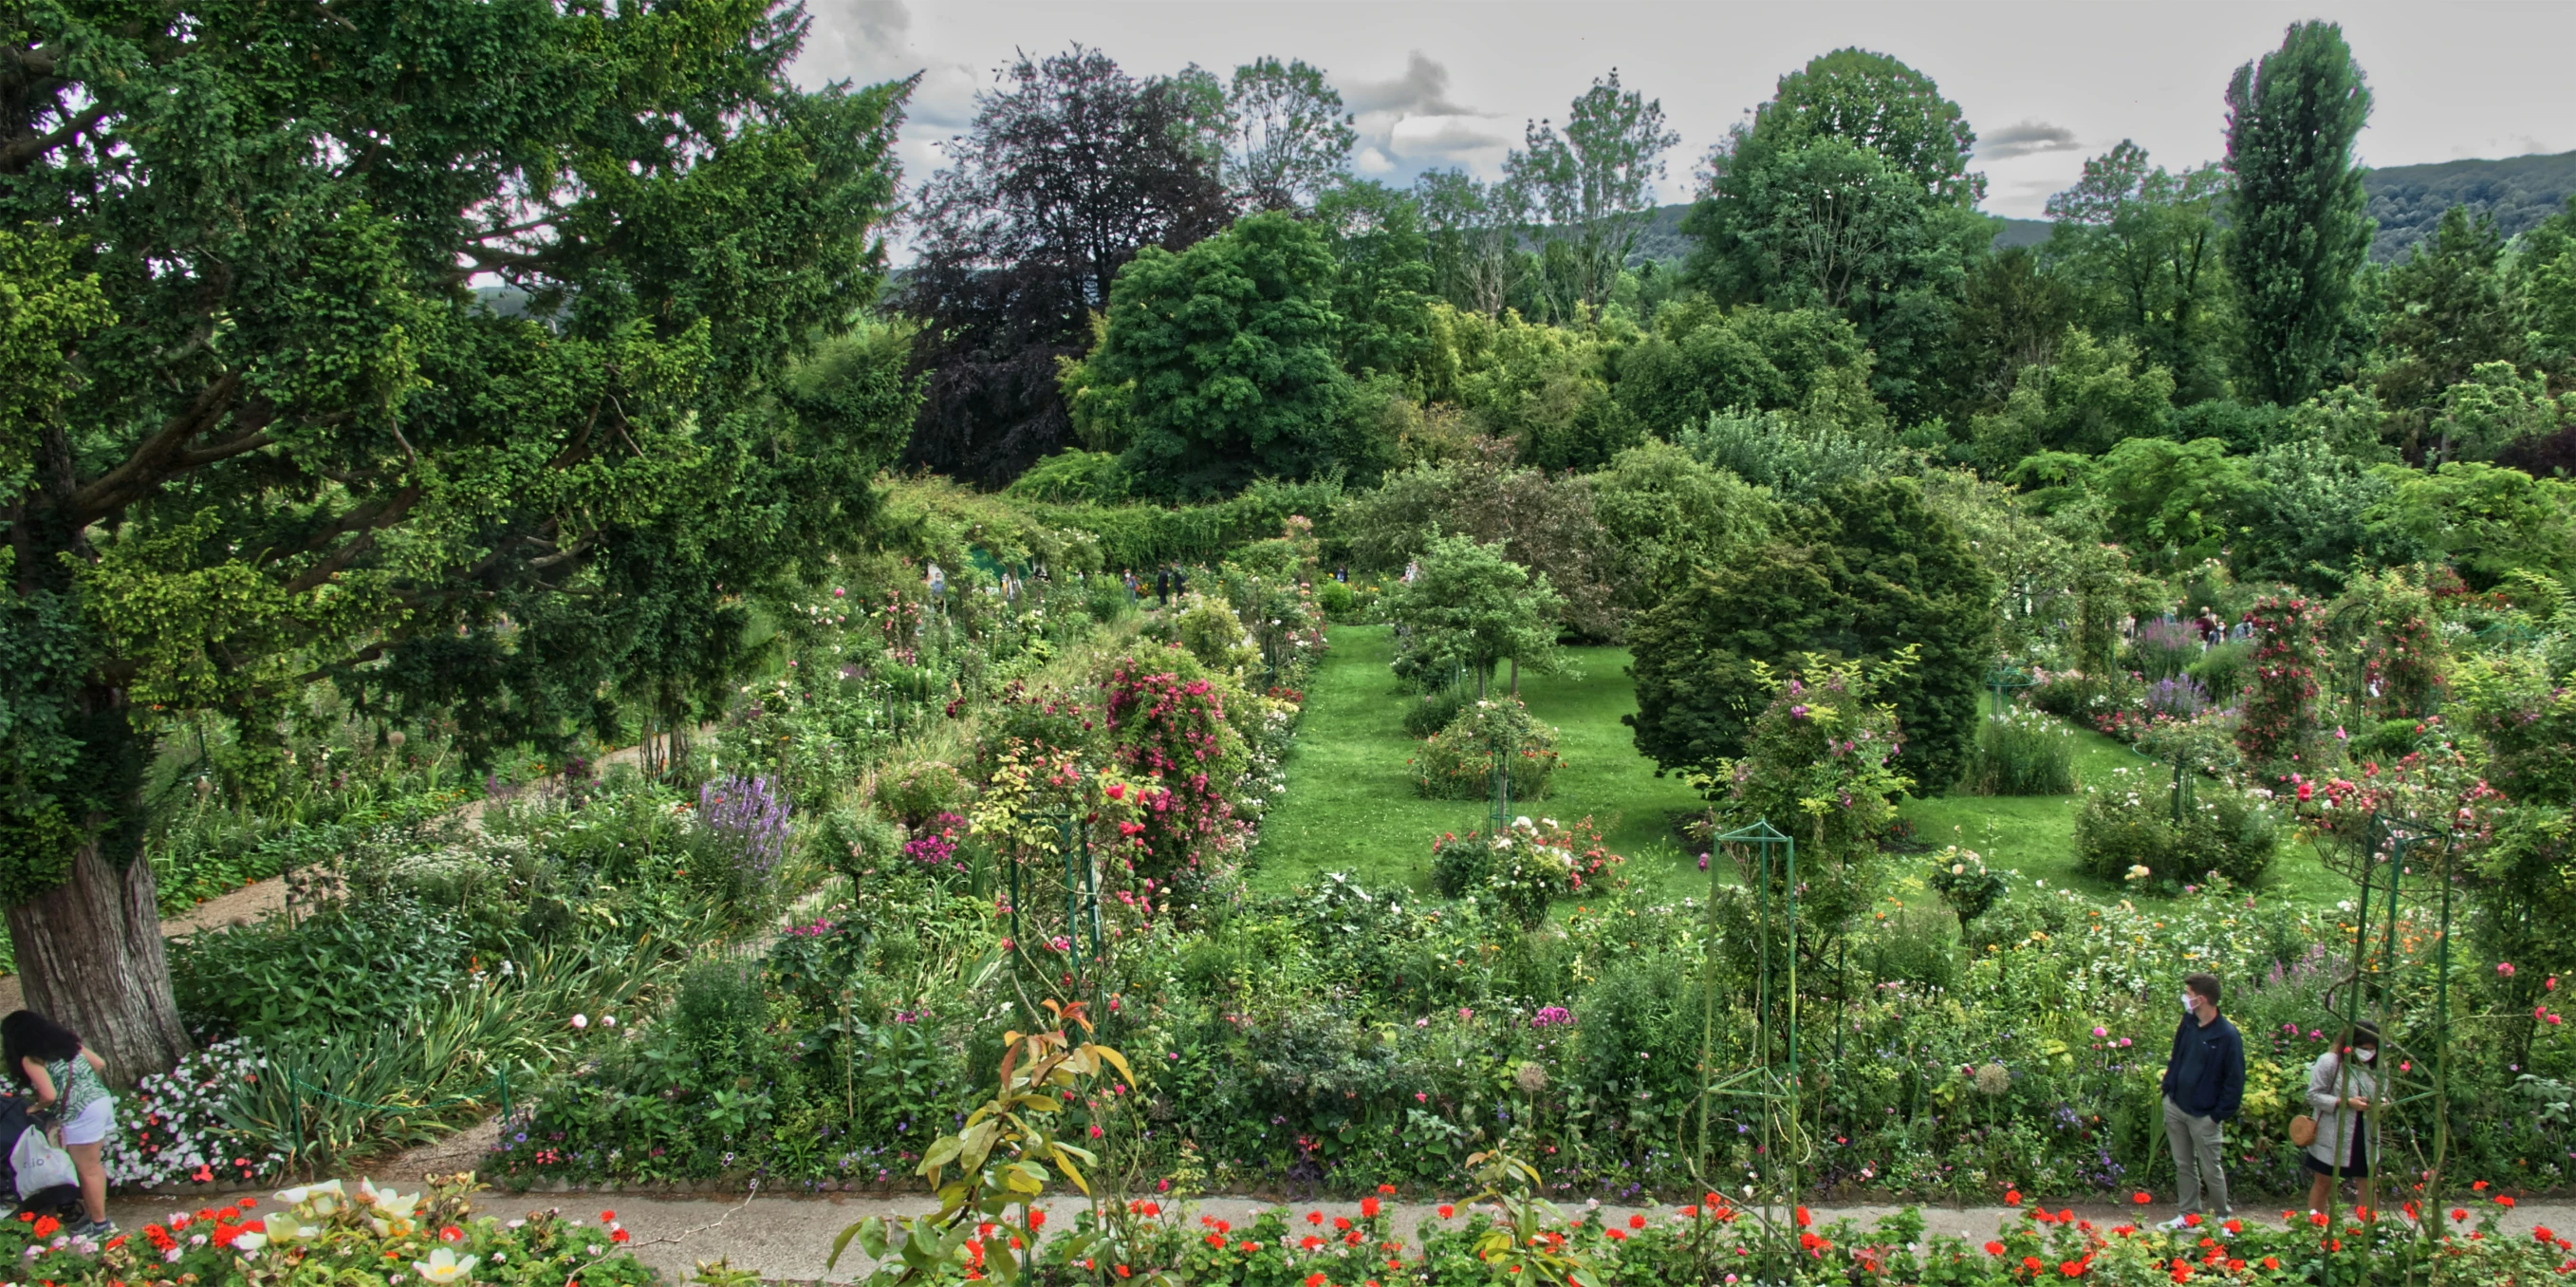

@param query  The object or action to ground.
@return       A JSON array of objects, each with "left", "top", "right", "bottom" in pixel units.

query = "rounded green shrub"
[{"left": 1411, "top": 699, "right": 1560, "bottom": 801}]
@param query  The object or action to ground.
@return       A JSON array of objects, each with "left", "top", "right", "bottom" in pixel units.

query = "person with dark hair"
[
  {"left": 2305, "top": 1021, "right": 2381, "bottom": 1216},
  {"left": 1155, "top": 566, "right": 1171, "bottom": 608},
  {"left": 3, "top": 1011, "right": 114, "bottom": 1238},
  {"left": 2159, "top": 972, "right": 2243, "bottom": 1229}
]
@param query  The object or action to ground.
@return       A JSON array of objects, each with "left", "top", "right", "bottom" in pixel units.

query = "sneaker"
[
  {"left": 71, "top": 1219, "right": 116, "bottom": 1241},
  {"left": 2159, "top": 1215, "right": 2193, "bottom": 1231}
]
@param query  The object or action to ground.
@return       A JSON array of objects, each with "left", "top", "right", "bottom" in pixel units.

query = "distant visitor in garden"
[
  {"left": 2, "top": 1011, "right": 114, "bottom": 1239},
  {"left": 2304, "top": 1021, "right": 2381, "bottom": 1217},
  {"left": 2159, "top": 973, "right": 2245, "bottom": 1227}
]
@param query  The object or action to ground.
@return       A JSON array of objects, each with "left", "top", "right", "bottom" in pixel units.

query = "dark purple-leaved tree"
[{"left": 900, "top": 47, "right": 1231, "bottom": 487}]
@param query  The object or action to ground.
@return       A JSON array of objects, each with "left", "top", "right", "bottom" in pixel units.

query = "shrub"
[
  {"left": 2126, "top": 618, "right": 2201, "bottom": 680},
  {"left": 1926, "top": 846, "right": 2009, "bottom": 926},
  {"left": 1431, "top": 816, "right": 1620, "bottom": 926},
  {"left": 872, "top": 758, "right": 973, "bottom": 829},
  {"left": 1967, "top": 706, "right": 2078, "bottom": 795},
  {"left": 2030, "top": 670, "right": 2140, "bottom": 719},
  {"left": 2187, "top": 639, "right": 2254, "bottom": 702},
  {"left": 1084, "top": 575, "right": 1134, "bottom": 624},
  {"left": 2235, "top": 595, "right": 2326, "bottom": 768},
  {"left": 1411, "top": 699, "right": 1561, "bottom": 801},
  {"left": 1175, "top": 596, "right": 1256, "bottom": 672},
  {"left": 1401, "top": 682, "right": 1475, "bottom": 738},
  {"left": 2074, "top": 766, "right": 2281, "bottom": 890},
  {"left": 1314, "top": 578, "right": 1357, "bottom": 621}
]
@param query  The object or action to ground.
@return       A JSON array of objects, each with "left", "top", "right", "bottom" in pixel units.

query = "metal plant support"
[
  {"left": 2314, "top": 810, "right": 2458, "bottom": 1284},
  {"left": 1006, "top": 808, "right": 1106, "bottom": 1010},
  {"left": 1982, "top": 664, "right": 2039, "bottom": 718},
  {"left": 1694, "top": 818, "right": 1806, "bottom": 1270}
]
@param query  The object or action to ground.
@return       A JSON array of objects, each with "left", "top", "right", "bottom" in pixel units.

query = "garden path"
[
  {"left": 99, "top": 1190, "right": 2576, "bottom": 1282},
  {"left": 0, "top": 734, "right": 688, "bottom": 1015}
]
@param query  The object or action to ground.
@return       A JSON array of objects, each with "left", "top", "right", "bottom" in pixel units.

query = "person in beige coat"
[{"left": 2305, "top": 1021, "right": 2380, "bottom": 1215}]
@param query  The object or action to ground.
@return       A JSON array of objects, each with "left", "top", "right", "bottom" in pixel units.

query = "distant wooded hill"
[{"left": 1627, "top": 150, "right": 2576, "bottom": 268}]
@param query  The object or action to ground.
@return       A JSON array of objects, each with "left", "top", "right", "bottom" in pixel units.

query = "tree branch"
[
  {"left": 0, "top": 101, "right": 111, "bottom": 175},
  {"left": 65, "top": 373, "right": 242, "bottom": 524}
]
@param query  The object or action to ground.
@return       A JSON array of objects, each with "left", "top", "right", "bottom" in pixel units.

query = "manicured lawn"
[
  {"left": 1257, "top": 625, "right": 2351, "bottom": 910},
  {"left": 1897, "top": 718, "right": 2349, "bottom": 910},
  {"left": 1251, "top": 625, "right": 1706, "bottom": 896}
]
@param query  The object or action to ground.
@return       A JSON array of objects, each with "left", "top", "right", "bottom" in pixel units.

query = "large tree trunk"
[{"left": 6, "top": 839, "right": 190, "bottom": 1089}]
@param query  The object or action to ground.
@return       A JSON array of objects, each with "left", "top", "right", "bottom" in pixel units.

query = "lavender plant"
[{"left": 696, "top": 774, "right": 792, "bottom": 905}]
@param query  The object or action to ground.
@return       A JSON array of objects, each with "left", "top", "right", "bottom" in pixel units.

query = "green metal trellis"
[
  {"left": 1983, "top": 664, "right": 2039, "bottom": 718},
  {"left": 2312, "top": 810, "right": 2458, "bottom": 1285},
  {"left": 1695, "top": 818, "right": 1807, "bottom": 1272},
  {"left": 1006, "top": 808, "right": 1106, "bottom": 1010}
]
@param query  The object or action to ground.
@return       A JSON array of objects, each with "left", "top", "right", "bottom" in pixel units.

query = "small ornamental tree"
[
  {"left": 1382, "top": 533, "right": 1566, "bottom": 696},
  {"left": 2354, "top": 572, "right": 2448, "bottom": 720},
  {"left": 2234, "top": 595, "right": 2326, "bottom": 770},
  {"left": 1705, "top": 650, "right": 1914, "bottom": 935}
]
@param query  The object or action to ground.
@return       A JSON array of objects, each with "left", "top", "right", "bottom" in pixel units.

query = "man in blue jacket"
[{"left": 2160, "top": 972, "right": 2244, "bottom": 1227}]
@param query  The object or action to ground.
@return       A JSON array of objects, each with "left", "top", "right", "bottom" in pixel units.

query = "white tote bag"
[{"left": 11, "top": 1125, "right": 77, "bottom": 1196}]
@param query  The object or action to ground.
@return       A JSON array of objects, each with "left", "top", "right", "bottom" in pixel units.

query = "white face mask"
[
  {"left": 2356, "top": 1048, "right": 2376, "bottom": 1063},
  {"left": 2182, "top": 993, "right": 2199, "bottom": 1014}
]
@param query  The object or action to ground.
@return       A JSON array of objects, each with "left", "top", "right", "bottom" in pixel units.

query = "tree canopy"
[{"left": 1, "top": 0, "right": 915, "bottom": 1078}]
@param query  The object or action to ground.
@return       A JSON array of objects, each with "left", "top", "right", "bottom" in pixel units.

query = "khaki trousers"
[{"left": 2163, "top": 1095, "right": 2230, "bottom": 1216}]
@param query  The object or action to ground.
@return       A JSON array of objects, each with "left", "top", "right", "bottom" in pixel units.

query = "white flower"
[
  {"left": 571, "top": 1014, "right": 589, "bottom": 1030},
  {"left": 415, "top": 1248, "right": 480, "bottom": 1284},
  {"left": 602, "top": 1015, "right": 616, "bottom": 1028}
]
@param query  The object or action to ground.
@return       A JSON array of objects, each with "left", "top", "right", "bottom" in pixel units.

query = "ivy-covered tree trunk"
[{"left": 5, "top": 686, "right": 186, "bottom": 1088}]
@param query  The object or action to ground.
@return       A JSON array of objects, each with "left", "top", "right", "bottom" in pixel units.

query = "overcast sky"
[{"left": 793, "top": 0, "right": 2576, "bottom": 230}]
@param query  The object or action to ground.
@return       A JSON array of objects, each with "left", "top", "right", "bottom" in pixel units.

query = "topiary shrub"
[
  {"left": 1175, "top": 596, "right": 1256, "bottom": 673},
  {"left": 1411, "top": 699, "right": 1561, "bottom": 801},
  {"left": 1314, "top": 578, "right": 1358, "bottom": 622},
  {"left": 2187, "top": 640, "right": 2253, "bottom": 704}
]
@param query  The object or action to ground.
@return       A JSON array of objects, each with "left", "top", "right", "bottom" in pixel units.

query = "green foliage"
[
  {"left": 3, "top": 0, "right": 917, "bottom": 932},
  {"left": 1332, "top": 444, "right": 1623, "bottom": 641},
  {"left": 1673, "top": 409, "right": 1908, "bottom": 502},
  {"left": 2373, "top": 462, "right": 2576, "bottom": 589},
  {"left": 1626, "top": 477, "right": 1998, "bottom": 793},
  {"left": 1582, "top": 439, "right": 1777, "bottom": 606},
  {"left": 1426, "top": 306, "right": 1631, "bottom": 472},
  {"left": 1610, "top": 304, "right": 1877, "bottom": 435},
  {"left": 1410, "top": 699, "right": 1561, "bottom": 802},
  {"left": 2073, "top": 766, "right": 2281, "bottom": 891},
  {"left": 1968, "top": 326, "right": 2177, "bottom": 472},
  {"left": 2428, "top": 362, "right": 2572, "bottom": 464},
  {"left": 1968, "top": 706, "right": 2079, "bottom": 796},
  {"left": 1502, "top": 69, "right": 1681, "bottom": 315},
  {"left": 1400, "top": 681, "right": 1476, "bottom": 739},
  {"left": 2223, "top": 20, "right": 2375, "bottom": 403},
  {"left": 1382, "top": 533, "right": 1567, "bottom": 689},
  {"left": 2079, "top": 437, "right": 2260, "bottom": 569},
  {"left": 1705, "top": 652, "right": 1913, "bottom": 934},
  {"left": 2376, "top": 207, "right": 2524, "bottom": 452},
  {"left": 2043, "top": 141, "right": 2234, "bottom": 402},
  {"left": 1101, "top": 213, "right": 1352, "bottom": 497}
]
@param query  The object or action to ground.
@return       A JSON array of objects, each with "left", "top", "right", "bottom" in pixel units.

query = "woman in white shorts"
[{"left": 5, "top": 1011, "right": 115, "bottom": 1240}]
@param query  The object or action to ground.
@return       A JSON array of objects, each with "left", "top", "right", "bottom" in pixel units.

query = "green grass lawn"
[
  {"left": 1255, "top": 624, "right": 2352, "bottom": 910},
  {"left": 1251, "top": 625, "right": 1706, "bottom": 896},
  {"left": 1897, "top": 718, "right": 2348, "bottom": 909}
]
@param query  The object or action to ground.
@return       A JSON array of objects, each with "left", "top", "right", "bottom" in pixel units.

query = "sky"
[{"left": 792, "top": 0, "right": 2576, "bottom": 235}]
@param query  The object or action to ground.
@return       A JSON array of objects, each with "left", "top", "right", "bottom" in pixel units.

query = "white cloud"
[
  {"left": 1344, "top": 50, "right": 1473, "bottom": 118},
  {"left": 1977, "top": 119, "right": 2082, "bottom": 161}
]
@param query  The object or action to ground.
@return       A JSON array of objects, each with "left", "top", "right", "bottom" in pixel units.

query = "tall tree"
[
  {"left": 2043, "top": 140, "right": 2233, "bottom": 402},
  {"left": 901, "top": 47, "right": 1231, "bottom": 486},
  {"left": 1685, "top": 50, "right": 1992, "bottom": 422},
  {"left": 1313, "top": 180, "right": 1436, "bottom": 382},
  {"left": 1093, "top": 214, "right": 1351, "bottom": 498},
  {"left": 1220, "top": 57, "right": 1357, "bottom": 213},
  {"left": 1505, "top": 69, "right": 1680, "bottom": 315},
  {"left": 2, "top": 0, "right": 912, "bottom": 1081},
  {"left": 2376, "top": 205, "right": 2524, "bottom": 454},
  {"left": 2223, "top": 20, "right": 2375, "bottom": 405},
  {"left": 1415, "top": 168, "right": 1530, "bottom": 318}
]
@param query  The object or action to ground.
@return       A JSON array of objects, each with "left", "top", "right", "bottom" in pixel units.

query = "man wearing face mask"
[
  {"left": 2159, "top": 973, "right": 2244, "bottom": 1228},
  {"left": 2304, "top": 1022, "right": 2380, "bottom": 1216}
]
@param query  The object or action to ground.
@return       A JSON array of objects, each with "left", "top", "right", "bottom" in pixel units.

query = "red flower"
[
  {"left": 601, "top": 1211, "right": 617, "bottom": 1223},
  {"left": 1985, "top": 1241, "right": 2006, "bottom": 1256},
  {"left": 2501, "top": 1197, "right": 2519, "bottom": 1208},
  {"left": 2006, "top": 1190, "right": 2023, "bottom": 1206},
  {"left": 32, "top": 1217, "right": 58, "bottom": 1238},
  {"left": 1361, "top": 1198, "right": 1381, "bottom": 1218},
  {"left": 611, "top": 1228, "right": 631, "bottom": 1243},
  {"left": 1437, "top": 1205, "right": 1455, "bottom": 1220},
  {"left": 2133, "top": 1192, "right": 2153, "bottom": 1205},
  {"left": 1377, "top": 1184, "right": 1396, "bottom": 1196},
  {"left": 1628, "top": 1215, "right": 1646, "bottom": 1230}
]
